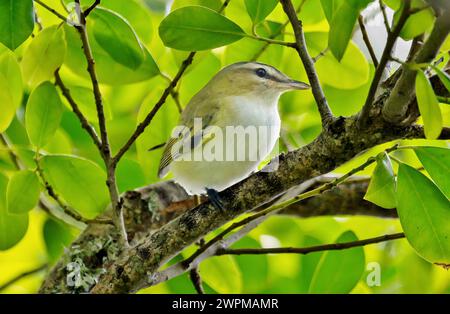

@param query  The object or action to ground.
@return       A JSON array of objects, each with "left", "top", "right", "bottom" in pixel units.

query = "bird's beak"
[{"left": 285, "top": 79, "right": 310, "bottom": 90}]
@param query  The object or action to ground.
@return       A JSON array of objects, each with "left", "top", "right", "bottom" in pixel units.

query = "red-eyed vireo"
[{"left": 158, "top": 62, "right": 310, "bottom": 207}]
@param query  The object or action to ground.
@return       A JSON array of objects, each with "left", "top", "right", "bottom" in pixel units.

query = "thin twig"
[
  {"left": 217, "top": 233, "right": 405, "bottom": 255},
  {"left": 35, "top": 157, "right": 112, "bottom": 225},
  {"left": 54, "top": 69, "right": 102, "bottom": 151},
  {"left": 280, "top": 0, "right": 334, "bottom": 128},
  {"left": 0, "top": 264, "right": 48, "bottom": 291},
  {"left": 358, "top": 15, "right": 379, "bottom": 67},
  {"left": 312, "top": 48, "right": 328, "bottom": 63},
  {"left": 84, "top": 0, "right": 100, "bottom": 17},
  {"left": 0, "top": 134, "right": 21, "bottom": 169},
  {"left": 358, "top": 0, "right": 411, "bottom": 127},
  {"left": 379, "top": 0, "right": 391, "bottom": 34},
  {"left": 33, "top": 0, "right": 67, "bottom": 22},
  {"left": 189, "top": 267, "right": 205, "bottom": 294}
]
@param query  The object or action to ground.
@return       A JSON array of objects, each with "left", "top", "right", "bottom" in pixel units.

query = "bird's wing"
[{"left": 157, "top": 96, "right": 220, "bottom": 178}]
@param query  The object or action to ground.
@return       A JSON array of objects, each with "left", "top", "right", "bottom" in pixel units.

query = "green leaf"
[
  {"left": 244, "top": 0, "right": 278, "bottom": 24},
  {"left": 90, "top": 7, "right": 144, "bottom": 70},
  {"left": 364, "top": 152, "right": 397, "bottom": 209},
  {"left": 41, "top": 155, "right": 109, "bottom": 218},
  {"left": 320, "top": 0, "right": 342, "bottom": 23},
  {"left": 43, "top": 218, "right": 75, "bottom": 263},
  {"left": 63, "top": 24, "right": 159, "bottom": 85},
  {"left": 171, "top": 0, "right": 223, "bottom": 11},
  {"left": 116, "top": 158, "right": 146, "bottom": 193},
  {"left": 0, "top": 50, "right": 23, "bottom": 109},
  {"left": 0, "top": 173, "right": 29, "bottom": 251},
  {"left": 0, "top": 0, "right": 34, "bottom": 50},
  {"left": 432, "top": 66, "right": 450, "bottom": 94},
  {"left": 159, "top": 6, "right": 245, "bottom": 51},
  {"left": 309, "top": 33, "right": 369, "bottom": 89},
  {"left": 21, "top": 25, "right": 66, "bottom": 87},
  {"left": 309, "top": 231, "right": 365, "bottom": 293},
  {"left": 393, "top": 1, "right": 435, "bottom": 40},
  {"left": 25, "top": 82, "right": 64, "bottom": 148},
  {"left": 0, "top": 73, "right": 15, "bottom": 132},
  {"left": 397, "top": 163, "right": 450, "bottom": 265},
  {"left": 328, "top": 1, "right": 359, "bottom": 61},
  {"left": 7, "top": 170, "right": 40, "bottom": 214},
  {"left": 415, "top": 71, "right": 443, "bottom": 139},
  {"left": 200, "top": 255, "right": 242, "bottom": 293},
  {"left": 414, "top": 147, "right": 450, "bottom": 199}
]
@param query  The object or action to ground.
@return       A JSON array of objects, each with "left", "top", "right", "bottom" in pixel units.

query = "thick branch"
[{"left": 280, "top": 0, "right": 334, "bottom": 128}]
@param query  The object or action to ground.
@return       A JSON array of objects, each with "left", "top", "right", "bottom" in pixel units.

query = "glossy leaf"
[
  {"left": 309, "top": 231, "right": 365, "bottom": 293},
  {"left": 244, "top": 0, "right": 278, "bottom": 24},
  {"left": 63, "top": 24, "right": 159, "bottom": 85},
  {"left": 7, "top": 170, "right": 40, "bottom": 214},
  {"left": 328, "top": 2, "right": 359, "bottom": 61},
  {"left": 364, "top": 153, "right": 397, "bottom": 209},
  {"left": 41, "top": 155, "right": 109, "bottom": 218},
  {"left": 200, "top": 255, "right": 242, "bottom": 293},
  {"left": 0, "top": 0, "right": 34, "bottom": 50},
  {"left": 21, "top": 25, "right": 66, "bottom": 87},
  {"left": 0, "top": 50, "right": 23, "bottom": 109},
  {"left": 415, "top": 71, "right": 442, "bottom": 139},
  {"left": 0, "top": 73, "right": 15, "bottom": 132},
  {"left": 397, "top": 163, "right": 450, "bottom": 265},
  {"left": 25, "top": 82, "right": 64, "bottom": 148},
  {"left": 90, "top": 7, "right": 144, "bottom": 70},
  {"left": 415, "top": 147, "right": 450, "bottom": 199},
  {"left": 159, "top": 6, "right": 245, "bottom": 51},
  {"left": 0, "top": 173, "right": 29, "bottom": 251}
]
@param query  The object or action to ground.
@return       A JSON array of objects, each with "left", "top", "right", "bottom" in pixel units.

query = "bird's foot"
[{"left": 205, "top": 188, "right": 225, "bottom": 211}]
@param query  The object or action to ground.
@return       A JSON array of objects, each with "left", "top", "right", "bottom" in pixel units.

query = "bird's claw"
[{"left": 205, "top": 188, "right": 225, "bottom": 211}]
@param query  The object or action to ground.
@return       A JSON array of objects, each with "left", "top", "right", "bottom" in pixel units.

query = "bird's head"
[{"left": 206, "top": 62, "right": 310, "bottom": 98}]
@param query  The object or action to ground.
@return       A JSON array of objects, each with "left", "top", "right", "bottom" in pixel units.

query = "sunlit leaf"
[
  {"left": 0, "top": 0, "right": 34, "bottom": 50},
  {"left": 397, "top": 163, "right": 450, "bottom": 265},
  {"left": 415, "top": 71, "right": 442, "bottom": 139},
  {"left": 244, "top": 0, "right": 278, "bottom": 24},
  {"left": 21, "top": 25, "right": 66, "bottom": 87},
  {"left": 200, "top": 255, "right": 242, "bottom": 293},
  {"left": 0, "top": 50, "right": 23, "bottom": 109},
  {"left": 414, "top": 146, "right": 450, "bottom": 199},
  {"left": 393, "top": 0, "right": 435, "bottom": 40},
  {"left": 309, "top": 231, "right": 365, "bottom": 293},
  {"left": 364, "top": 152, "right": 397, "bottom": 209},
  {"left": 159, "top": 6, "right": 245, "bottom": 51},
  {"left": 171, "top": 0, "right": 223, "bottom": 11},
  {"left": 25, "top": 82, "right": 64, "bottom": 148},
  {"left": 0, "top": 73, "right": 15, "bottom": 132},
  {"left": 41, "top": 155, "right": 109, "bottom": 218},
  {"left": 7, "top": 170, "right": 40, "bottom": 214},
  {"left": 0, "top": 173, "right": 29, "bottom": 251},
  {"left": 90, "top": 7, "right": 144, "bottom": 70}
]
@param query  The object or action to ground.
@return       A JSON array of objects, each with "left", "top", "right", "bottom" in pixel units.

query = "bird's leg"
[{"left": 205, "top": 187, "right": 225, "bottom": 211}]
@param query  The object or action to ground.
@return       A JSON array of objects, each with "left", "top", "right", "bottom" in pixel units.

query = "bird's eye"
[{"left": 255, "top": 68, "right": 267, "bottom": 78}]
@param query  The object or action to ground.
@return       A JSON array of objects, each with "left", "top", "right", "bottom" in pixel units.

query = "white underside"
[{"left": 171, "top": 96, "right": 281, "bottom": 195}]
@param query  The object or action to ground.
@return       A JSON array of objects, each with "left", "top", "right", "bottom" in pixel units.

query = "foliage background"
[{"left": 0, "top": 0, "right": 449, "bottom": 293}]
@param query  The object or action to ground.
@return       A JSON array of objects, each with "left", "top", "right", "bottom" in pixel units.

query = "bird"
[{"left": 157, "top": 62, "right": 310, "bottom": 208}]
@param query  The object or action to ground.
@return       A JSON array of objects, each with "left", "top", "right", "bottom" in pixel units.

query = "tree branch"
[
  {"left": 358, "top": 0, "right": 411, "bottom": 127},
  {"left": 84, "top": 0, "right": 100, "bottom": 17},
  {"left": 358, "top": 15, "right": 379, "bottom": 67},
  {"left": 54, "top": 69, "right": 102, "bottom": 151},
  {"left": 280, "top": 0, "right": 334, "bottom": 128},
  {"left": 379, "top": 0, "right": 391, "bottom": 34},
  {"left": 33, "top": 0, "right": 67, "bottom": 22},
  {"left": 217, "top": 233, "right": 405, "bottom": 256},
  {"left": 189, "top": 267, "right": 205, "bottom": 294}
]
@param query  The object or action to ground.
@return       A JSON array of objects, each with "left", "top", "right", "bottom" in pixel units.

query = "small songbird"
[{"left": 158, "top": 62, "right": 310, "bottom": 207}]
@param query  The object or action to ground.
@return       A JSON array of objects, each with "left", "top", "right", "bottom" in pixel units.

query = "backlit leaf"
[
  {"left": 7, "top": 170, "right": 40, "bottom": 214},
  {"left": 244, "top": 0, "right": 278, "bottom": 24},
  {"left": 0, "top": 0, "right": 34, "bottom": 50},
  {"left": 364, "top": 153, "right": 397, "bottom": 209},
  {"left": 415, "top": 71, "right": 442, "bottom": 139}
]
